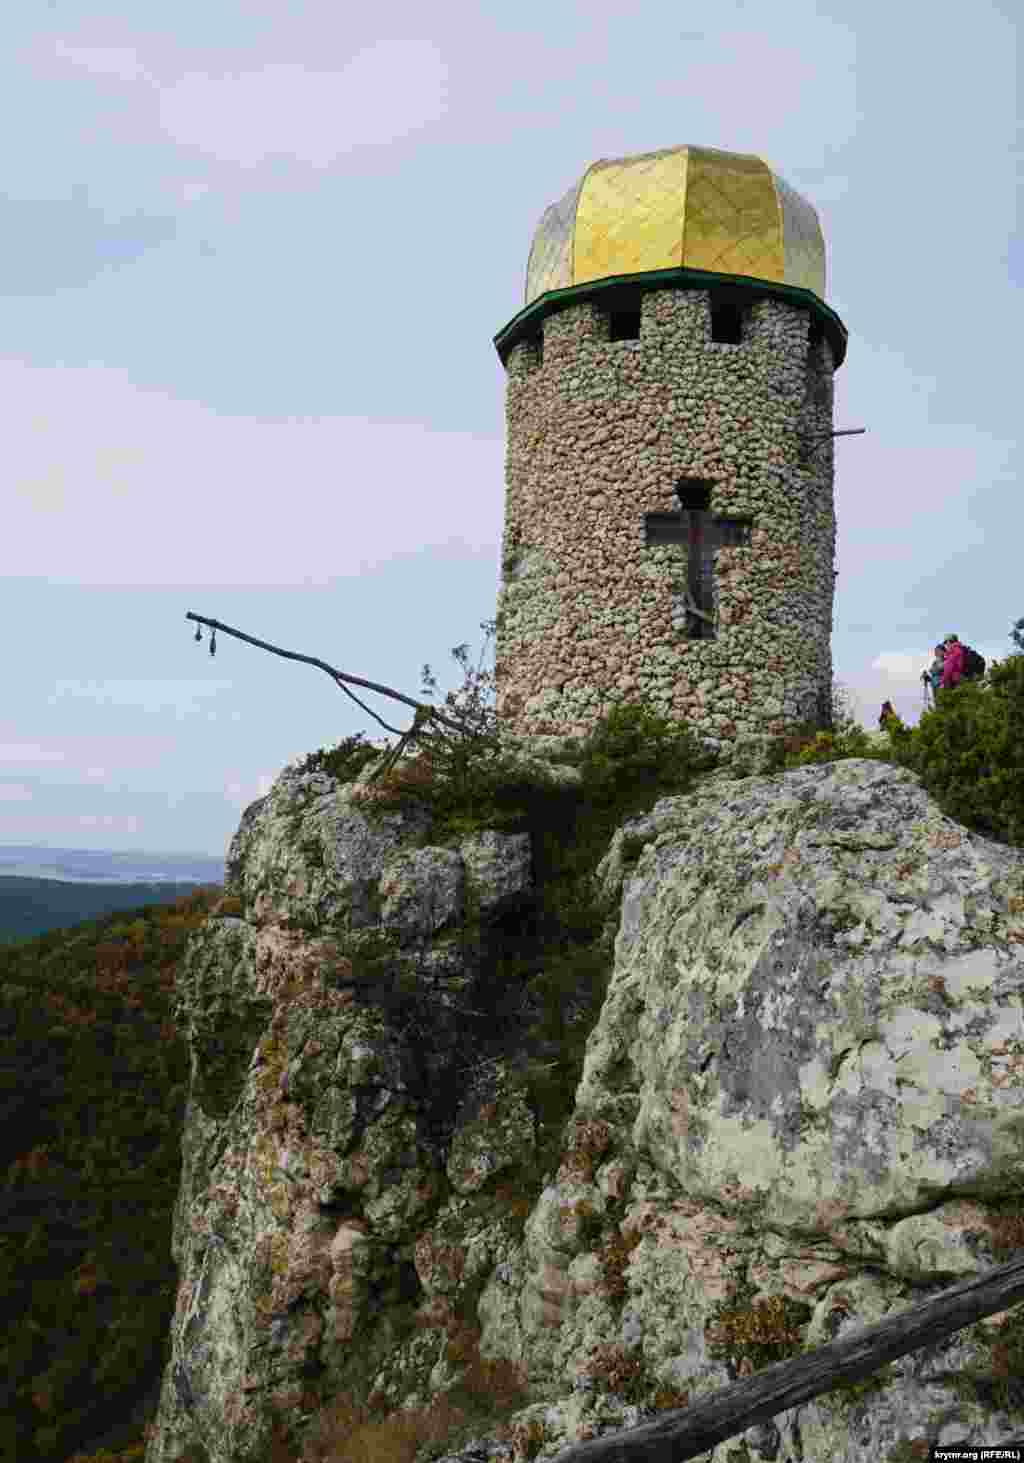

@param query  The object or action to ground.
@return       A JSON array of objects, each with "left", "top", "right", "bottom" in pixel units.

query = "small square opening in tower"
[
  {"left": 675, "top": 479, "right": 713, "bottom": 511},
  {"left": 807, "top": 316, "right": 825, "bottom": 356},
  {"left": 608, "top": 306, "right": 642, "bottom": 341},
  {"left": 710, "top": 298, "right": 744, "bottom": 344}
]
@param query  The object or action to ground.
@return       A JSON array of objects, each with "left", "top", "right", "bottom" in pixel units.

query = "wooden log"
[{"left": 552, "top": 1253, "right": 1024, "bottom": 1462}]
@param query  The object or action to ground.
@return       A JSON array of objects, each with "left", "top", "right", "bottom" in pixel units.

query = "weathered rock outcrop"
[{"left": 146, "top": 756, "right": 1024, "bottom": 1463}]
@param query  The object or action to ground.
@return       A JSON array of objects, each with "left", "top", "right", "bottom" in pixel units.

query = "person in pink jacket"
[{"left": 941, "top": 634, "right": 966, "bottom": 690}]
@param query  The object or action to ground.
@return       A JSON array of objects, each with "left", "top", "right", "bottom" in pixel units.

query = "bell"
[
  {"left": 210, "top": 630, "right": 217, "bottom": 657},
  {"left": 194, "top": 625, "right": 202, "bottom": 642}
]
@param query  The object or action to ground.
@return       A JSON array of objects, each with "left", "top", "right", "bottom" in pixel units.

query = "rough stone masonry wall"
[{"left": 494, "top": 288, "right": 837, "bottom": 753}]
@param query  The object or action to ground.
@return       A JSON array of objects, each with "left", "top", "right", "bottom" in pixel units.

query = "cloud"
[
  {"left": 0, "top": 783, "right": 34, "bottom": 802},
  {"left": 0, "top": 742, "right": 66, "bottom": 764},
  {"left": 0, "top": 728, "right": 190, "bottom": 777},
  {"left": 77, "top": 812, "right": 141, "bottom": 832},
  {"left": 157, "top": 43, "right": 448, "bottom": 168},
  {"left": 52, "top": 40, "right": 155, "bottom": 86},
  {"left": 51, "top": 679, "right": 236, "bottom": 714},
  {"left": 3, "top": 360, "right": 502, "bottom": 586},
  {"left": 35, "top": 31, "right": 447, "bottom": 191},
  {"left": 872, "top": 650, "right": 932, "bottom": 678},
  {"left": 0, "top": 809, "right": 144, "bottom": 844}
]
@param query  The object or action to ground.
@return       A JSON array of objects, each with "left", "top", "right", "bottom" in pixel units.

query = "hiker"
[
  {"left": 921, "top": 644, "right": 945, "bottom": 705},
  {"left": 878, "top": 699, "right": 897, "bottom": 728},
  {"left": 941, "top": 634, "right": 966, "bottom": 691}
]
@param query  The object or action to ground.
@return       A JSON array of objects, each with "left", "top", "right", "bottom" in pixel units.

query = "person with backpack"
[{"left": 941, "top": 635, "right": 966, "bottom": 690}]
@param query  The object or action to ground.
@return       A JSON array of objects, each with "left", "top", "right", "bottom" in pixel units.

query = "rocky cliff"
[{"left": 145, "top": 752, "right": 1024, "bottom": 1463}]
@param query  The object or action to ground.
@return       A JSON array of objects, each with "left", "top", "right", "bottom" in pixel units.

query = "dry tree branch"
[{"left": 185, "top": 612, "right": 478, "bottom": 762}]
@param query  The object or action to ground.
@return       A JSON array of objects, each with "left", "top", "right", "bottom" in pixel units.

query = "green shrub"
[
  {"left": 767, "top": 679, "right": 908, "bottom": 770},
  {"left": 890, "top": 654, "right": 1024, "bottom": 847},
  {"left": 575, "top": 699, "right": 713, "bottom": 809},
  {"left": 292, "top": 732, "right": 392, "bottom": 784},
  {"left": 765, "top": 656, "right": 1024, "bottom": 851}
]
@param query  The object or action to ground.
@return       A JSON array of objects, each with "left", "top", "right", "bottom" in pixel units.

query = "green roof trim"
[{"left": 493, "top": 266, "right": 848, "bottom": 369}]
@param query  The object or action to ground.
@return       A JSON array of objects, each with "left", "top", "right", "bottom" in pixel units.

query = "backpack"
[{"left": 962, "top": 645, "right": 986, "bottom": 680}]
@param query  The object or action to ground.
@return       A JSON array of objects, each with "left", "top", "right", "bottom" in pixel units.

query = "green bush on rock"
[
  {"left": 890, "top": 652, "right": 1024, "bottom": 848},
  {"left": 769, "top": 651, "right": 1024, "bottom": 852},
  {"left": 292, "top": 731, "right": 389, "bottom": 785}
]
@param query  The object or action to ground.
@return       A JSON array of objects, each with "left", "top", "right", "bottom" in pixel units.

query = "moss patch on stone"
[{"left": 704, "top": 1283, "right": 814, "bottom": 1376}]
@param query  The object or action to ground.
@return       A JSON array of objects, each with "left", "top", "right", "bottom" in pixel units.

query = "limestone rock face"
[
  {"left": 498, "top": 759, "right": 1024, "bottom": 1458},
  {"left": 146, "top": 758, "right": 1024, "bottom": 1463},
  {"left": 145, "top": 762, "right": 539, "bottom": 1463}
]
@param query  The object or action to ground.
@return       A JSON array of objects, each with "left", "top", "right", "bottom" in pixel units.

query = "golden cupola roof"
[{"left": 525, "top": 144, "right": 827, "bottom": 307}]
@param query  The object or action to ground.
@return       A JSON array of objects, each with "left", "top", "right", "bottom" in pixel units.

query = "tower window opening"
[
  {"left": 608, "top": 306, "right": 642, "bottom": 342},
  {"left": 675, "top": 479, "right": 713, "bottom": 512},
  {"left": 710, "top": 298, "right": 744, "bottom": 344},
  {"left": 807, "top": 316, "right": 824, "bottom": 359}
]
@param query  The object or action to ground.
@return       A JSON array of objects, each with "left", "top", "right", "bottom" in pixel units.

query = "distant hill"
[{"left": 0, "top": 875, "right": 224, "bottom": 946}]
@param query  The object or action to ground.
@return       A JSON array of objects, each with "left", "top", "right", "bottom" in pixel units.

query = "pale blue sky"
[{"left": 2, "top": 0, "right": 1020, "bottom": 856}]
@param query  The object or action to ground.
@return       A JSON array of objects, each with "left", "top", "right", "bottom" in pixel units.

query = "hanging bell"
[
  {"left": 210, "top": 629, "right": 217, "bottom": 657},
  {"left": 194, "top": 624, "right": 202, "bottom": 642}
]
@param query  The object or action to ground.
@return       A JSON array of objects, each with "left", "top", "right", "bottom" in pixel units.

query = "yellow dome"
[{"left": 526, "top": 144, "right": 827, "bottom": 306}]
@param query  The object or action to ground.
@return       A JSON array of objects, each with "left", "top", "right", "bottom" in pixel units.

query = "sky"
[{"left": 1, "top": 0, "right": 1020, "bottom": 858}]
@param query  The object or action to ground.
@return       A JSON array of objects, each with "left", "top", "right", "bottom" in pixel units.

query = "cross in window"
[{"left": 644, "top": 480, "right": 751, "bottom": 639}]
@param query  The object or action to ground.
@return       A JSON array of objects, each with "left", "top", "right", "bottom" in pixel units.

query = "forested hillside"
[
  {"left": 0, "top": 876, "right": 222, "bottom": 948},
  {"left": 0, "top": 887, "right": 224, "bottom": 1463}
]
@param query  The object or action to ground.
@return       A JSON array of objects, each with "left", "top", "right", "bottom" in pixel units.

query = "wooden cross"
[{"left": 644, "top": 481, "right": 751, "bottom": 639}]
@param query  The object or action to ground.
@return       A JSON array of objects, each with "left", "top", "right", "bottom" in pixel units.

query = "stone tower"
[{"left": 492, "top": 144, "right": 848, "bottom": 753}]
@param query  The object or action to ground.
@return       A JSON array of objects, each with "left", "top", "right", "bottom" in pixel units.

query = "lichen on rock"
[{"left": 146, "top": 756, "right": 1024, "bottom": 1463}]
